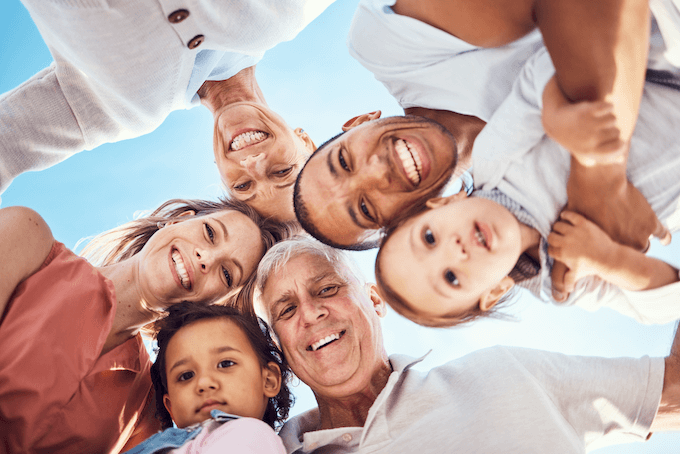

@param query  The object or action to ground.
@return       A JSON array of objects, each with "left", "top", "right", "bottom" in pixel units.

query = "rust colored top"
[{"left": 0, "top": 241, "right": 153, "bottom": 453}]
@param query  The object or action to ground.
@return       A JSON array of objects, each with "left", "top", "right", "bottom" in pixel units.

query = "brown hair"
[{"left": 80, "top": 196, "right": 296, "bottom": 313}]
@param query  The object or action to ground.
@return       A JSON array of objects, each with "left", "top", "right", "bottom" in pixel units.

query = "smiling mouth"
[
  {"left": 395, "top": 139, "right": 422, "bottom": 186},
  {"left": 474, "top": 223, "right": 490, "bottom": 250},
  {"left": 307, "top": 330, "right": 346, "bottom": 352},
  {"left": 230, "top": 130, "right": 269, "bottom": 151},
  {"left": 171, "top": 249, "right": 191, "bottom": 290}
]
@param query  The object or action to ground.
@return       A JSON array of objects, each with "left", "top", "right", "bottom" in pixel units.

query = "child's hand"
[
  {"left": 548, "top": 211, "right": 617, "bottom": 296},
  {"left": 541, "top": 76, "right": 625, "bottom": 166}
]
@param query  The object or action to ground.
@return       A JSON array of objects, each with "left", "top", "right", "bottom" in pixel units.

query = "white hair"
[{"left": 255, "top": 235, "right": 366, "bottom": 296}]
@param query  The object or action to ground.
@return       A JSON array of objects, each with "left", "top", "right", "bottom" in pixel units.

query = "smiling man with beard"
[{"left": 255, "top": 236, "right": 680, "bottom": 454}]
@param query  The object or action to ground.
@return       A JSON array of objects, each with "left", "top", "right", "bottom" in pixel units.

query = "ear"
[
  {"left": 342, "top": 110, "right": 382, "bottom": 132},
  {"left": 294, "top": 127, "right": 317, "bottom": 152},
  {"left": 262, "top": 362, "right": 282, "bottom": 398},
  {"left": 479, "top": 276, "right": 514, "bottom": 312},
  {"left": 425, "top": 189, "right": 467, "bottom": 209},
  {"left": 167, "top": 209, "right": 196, "bottom": 226},
  {"left": 366, "top": 283, "right": 387, "bottom": 318},
  {"left": 163, "top": 394, "right": 175, "bottom": 421}
]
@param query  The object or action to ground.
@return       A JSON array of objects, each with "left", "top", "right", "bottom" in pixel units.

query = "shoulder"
[
  {"left": 0, "top": 206, "right": 53, "bottom": 245},
  {"left": 0, "top": 206, "right": 54, "bottom": 272}
]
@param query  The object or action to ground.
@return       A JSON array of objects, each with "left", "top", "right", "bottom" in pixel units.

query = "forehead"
[{"left": 166, "top": 318, "right": 252, "bottom": 359}]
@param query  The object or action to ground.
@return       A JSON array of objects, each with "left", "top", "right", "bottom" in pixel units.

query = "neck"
[
  {"left": 404, "top": 107, "right": 486, "bottom": 178},
  {"left": 518, "top": 222, "right": 541, "bottom": 262},
  {"left": 314, "top": 359, "right": 392, "bottom": 429},
  {"left": 198, "top": 66, "right": 267, "bottom": 115},
  {"left": 97, "top": 260, "right": 159, "bottom": 355}
]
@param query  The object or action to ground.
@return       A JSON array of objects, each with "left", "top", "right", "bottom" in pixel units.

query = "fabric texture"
[
  {"left": 279, "top": 350, "right": 663, "bottom": 453},
  {"left": 471, "top": 0, "right": 680, "bottom": 324},
  {"left": 0, "top": 241, "right": 153, "bottom": 453},
  {"left": 0, "top": 0, "right": 335, "bottom": 196},
  {"left": 125, "top": 410, "right": 284, "bottom": 454},
  {"left": 347, "top": 0, "right": 544, "bottom": 121}
]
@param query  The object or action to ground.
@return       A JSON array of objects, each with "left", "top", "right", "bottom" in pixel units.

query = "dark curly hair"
[{"left": 150, "top": 302, "right": 294, "bottom": 430}]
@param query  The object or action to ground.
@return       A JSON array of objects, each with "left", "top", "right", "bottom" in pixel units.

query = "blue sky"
[{"left": 3, "top": 1, "right": 680, "bottom": 451}]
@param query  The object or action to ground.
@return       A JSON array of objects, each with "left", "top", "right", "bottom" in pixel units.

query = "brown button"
[
  {"left": 168, "top": 9, "right": 190, "bottom": 23},
  {"left": 187, "top": 35, "right": 204, "bottom": 49}
]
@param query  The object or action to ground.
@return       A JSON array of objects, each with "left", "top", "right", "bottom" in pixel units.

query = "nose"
[
  {"left": 196, "top": 372, "right": 219, "bottom": 394},
  {"left": 447, "top": 234, "right": 468, "bottom": 260},
  {"left": 298, "top": 298, "right": 328, "bottom": 326},
  {"left": 195, "top": 248, "right": 217, "bottom": 273},
  {"left": 240, "top": 153, "right": 267, "bottom": 179},
  {"left": 350, "top": 154, "right": 391, "bottom": 191}
]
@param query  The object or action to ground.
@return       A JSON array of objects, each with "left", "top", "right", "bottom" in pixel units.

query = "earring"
[{"left": 157, "top": 221, "right": 166, "bottom": 230}]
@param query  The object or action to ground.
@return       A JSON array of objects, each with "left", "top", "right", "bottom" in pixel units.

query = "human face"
[
  {"left": 378, "top": 195, "right": 521, "bottom": 319},
  {"left": 261, "top": 254, "right": 387, "bottom": 398},
  {"left": 136, "top": 210, "right": 265, "bottom": 309},
  {"left": 214, "top": 103, "right": 315, "bottom": 222},
  {"left": 163, "top": 318, "right": 280, "bottom": 428},
  {"left": 297, "top": 115, "right": 457, "bottom": 247}
]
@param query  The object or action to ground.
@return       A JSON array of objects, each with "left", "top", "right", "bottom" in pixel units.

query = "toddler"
[
  {"left": 125, "top": 302, "right": 292, "bottom": 453},
  {"left": 374, "top": 72, "right": 680, "bottom": 328}
]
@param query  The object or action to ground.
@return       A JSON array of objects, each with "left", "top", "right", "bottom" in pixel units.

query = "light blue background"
[{"left": 2, "top": 1, "right": 680, "bottom": 451}]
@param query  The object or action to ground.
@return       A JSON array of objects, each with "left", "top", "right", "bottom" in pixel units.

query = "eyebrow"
[
  {"left": 211, "top": 345, "right": 241, "bottom": 355},
  {"left": 215, "top": 217, "right": 243, "bottom": 283},
  {"left": 348, "top": 206, "right": 370, "bottom": 230},
  {"left": 326, "top": 146, "right": 338, "bottom": 177}
]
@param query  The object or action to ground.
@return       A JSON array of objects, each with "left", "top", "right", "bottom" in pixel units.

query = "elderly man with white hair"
[{"left": 255, "top": 236, "right": 680, "bottom": 453}]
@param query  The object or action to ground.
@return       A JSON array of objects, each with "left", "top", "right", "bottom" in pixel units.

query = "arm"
[
  {"left": 0, "top": 66, "right": 87, "bottom": 195},
  {"left": 548, "top": 211, "right": 678, "bottom": 293},
  {"left": 651, "top": 322, "right": 680, "bottom": 431},
  {"left": 0, "top": 206, "right": 55, "bottom": 317},
  {"left": 535, "top": 0, "right": 650, "bottom": 148}
]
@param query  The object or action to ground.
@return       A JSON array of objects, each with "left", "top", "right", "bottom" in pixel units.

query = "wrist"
[{"left": 568, "top": 157, "right": 627, "bottom": 195}]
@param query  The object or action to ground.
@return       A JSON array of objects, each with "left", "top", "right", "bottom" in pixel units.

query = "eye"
[
  {"left": 360, "top": 199, "right": 376, "bottom": 223},
  {"left": 444, "top": 270, "right": 460, "bottom": 287},
  {"left": 218, "top": 360, "right": 235, "bottom": 369},
  {"left": 205, "top": 223, "right": 215, "bottom": 243},
  {"left": 178, "top": 371, "right": 194, "bottom": 382},
  {"left": 234, "top": 181, "right": 251, "bottom": 191},
  {"left": 278, "top": 304, "right": 296, "bottom": 320},
  {"left": 272, "top": 167, "right": 293, "bottom": 176},
  {"left": 338, "top": 149, "right": 350, "bottom": 171},
  {"left": 319, "top": 285, "right": 338, "bottom": 296},
  {"left": 222, "top": 267, "right": 233, "bottom": 287},
  {"left": 423, "top": 228, "right": 435, "bottom": 245}
]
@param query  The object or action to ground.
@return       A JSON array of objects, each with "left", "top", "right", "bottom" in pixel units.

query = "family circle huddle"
[{"left": 2, "top": 0, "right": 680, "bottom": 452}]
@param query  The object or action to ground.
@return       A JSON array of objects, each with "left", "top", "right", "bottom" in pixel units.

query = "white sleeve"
[
  {"left": 507, "top": 347, "right": 664, "bottom": 452},
  {"left": 0, "top": 65, "right": 86, "bottom": 196},
  {"left": 567, "top": 274, "right": 680, "bottom": 325},
  {"left": 472, "top": 48, "right": 556, "bottom": 189}
]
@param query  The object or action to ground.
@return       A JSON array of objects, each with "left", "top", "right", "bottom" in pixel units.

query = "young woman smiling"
[{"left": 0, "top": 197, "right": 292, "bottom": 453}]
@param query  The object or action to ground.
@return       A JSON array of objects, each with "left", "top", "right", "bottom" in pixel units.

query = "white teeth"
[
  {"left": 230, "top": 131, "right": 268, "bottom": 151},
  {"left": 395, "top": 139, "right": 421, "bottom": 185},
  {"left": 310, "top": 332, "right": 341, "bottom": 351},
  {"left": 172, "top": 250, "right": 191, "bottom": 289},
  {"left": 475, "top": 226, "right": 487, "bottom": 248}
]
